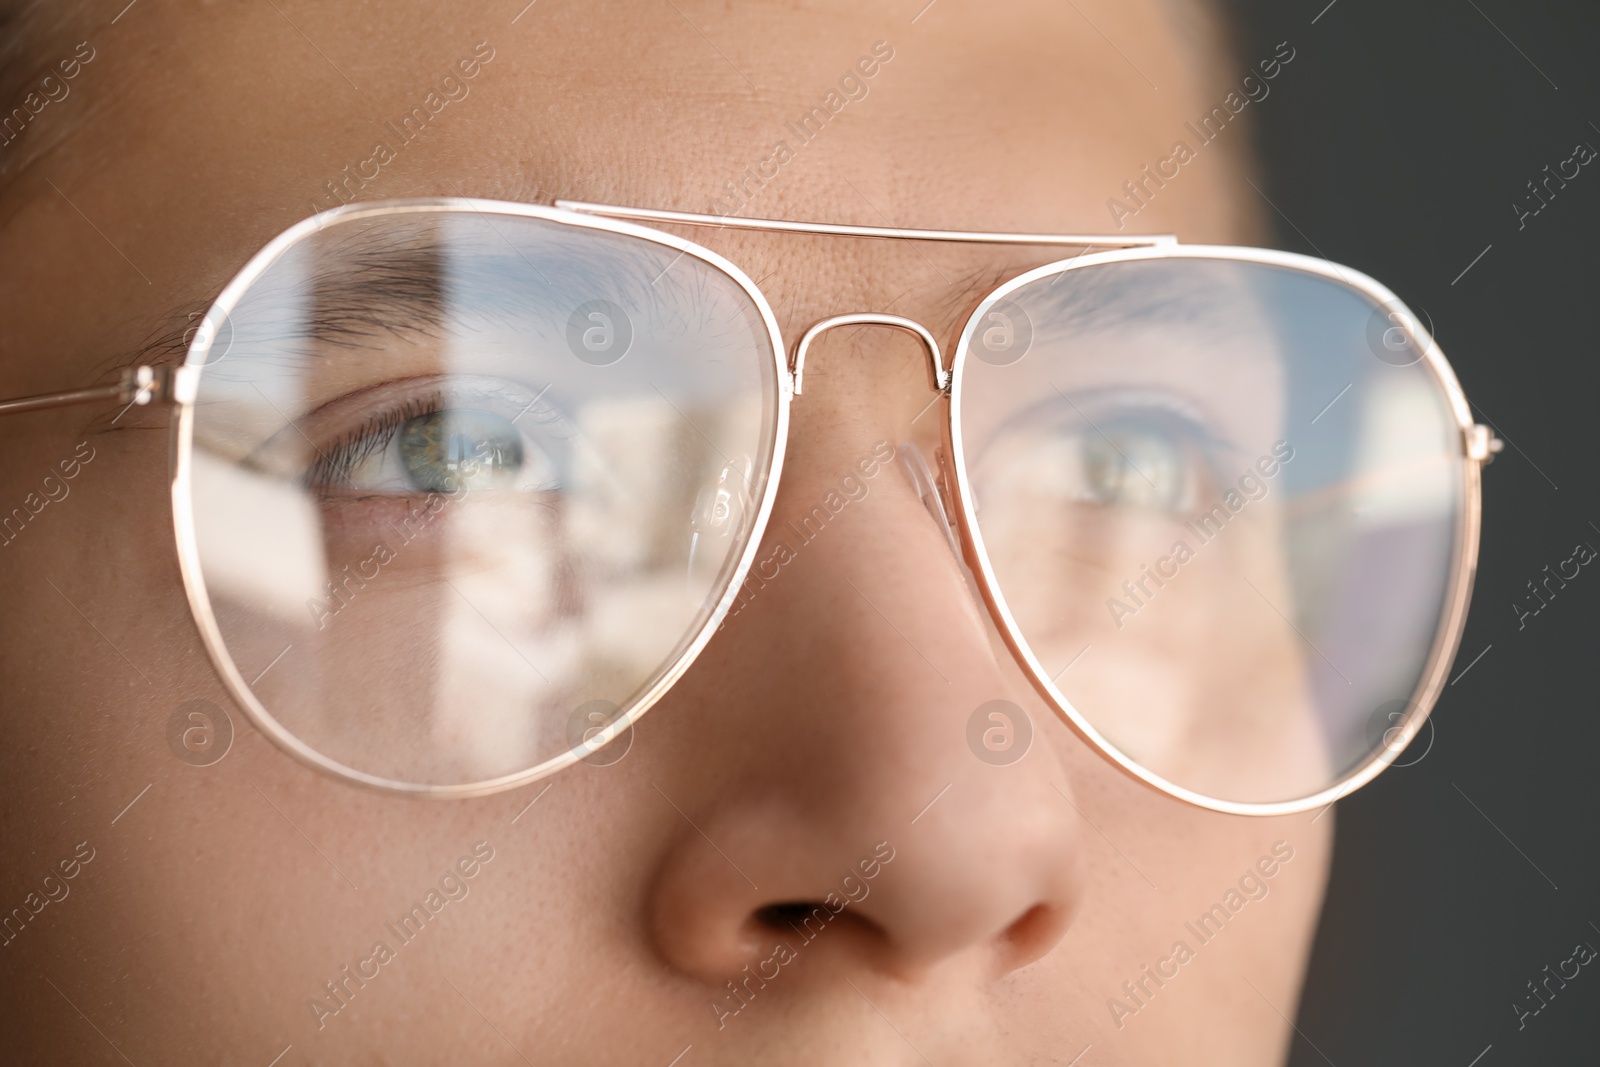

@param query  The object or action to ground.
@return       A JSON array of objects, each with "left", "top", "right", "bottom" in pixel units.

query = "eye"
[
  {"left": 1077, "top": 416, "right": 1203, "bottom": 513},
  {"left": 279, "top": 378, "right": 566, "bottom": 497},
  {"left": 977, "top": 392, "right": 1230, "bottom": 519},
  {"left": 396, "top": 409, "right": 529, "bottom": 493}
]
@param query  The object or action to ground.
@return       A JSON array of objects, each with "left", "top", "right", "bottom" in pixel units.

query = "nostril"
[
  {"left": 752, "top": 902, "right": 825, "bottom": 931},
  {"left": 748, "top": 900, "right": 887, "bottom": 948},
  {"left": 998, "top": 903, "right": 1069, "bottom": 971}
]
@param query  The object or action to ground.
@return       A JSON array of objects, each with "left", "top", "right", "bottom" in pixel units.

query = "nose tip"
[
  {"left": 647, "top": 774, "right": 1083, "bottom": 987},
  {"left": 646, "top": 809, "right": 906, "bottom": 982}
]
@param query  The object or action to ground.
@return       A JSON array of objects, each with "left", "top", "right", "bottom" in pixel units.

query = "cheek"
[
  {"left": 1039, "top": 756, "right": 1334, "bottom": 1022},
  {"left": 0, "top": 440, "right": 205, "bottom": 801}
]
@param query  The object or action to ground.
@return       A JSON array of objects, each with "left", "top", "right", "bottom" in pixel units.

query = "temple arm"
[{"left": 0, "top": 365, "right": 190, "bottom": 418}]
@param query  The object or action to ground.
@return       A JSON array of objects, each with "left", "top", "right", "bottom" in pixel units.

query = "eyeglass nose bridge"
[{"left": 789, "top": 314, "right": 951, "bottom": 398}]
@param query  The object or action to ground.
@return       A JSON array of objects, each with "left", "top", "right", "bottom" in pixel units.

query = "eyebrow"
[
  {"left": 1025, "top": 257, "right": 1271, "bottom": 339},
  {"left": 263, "top": 227, "right": 713, "bottom": 351},
  {"left": 105, "top": 221, "right": 728, "bottom": 386}
]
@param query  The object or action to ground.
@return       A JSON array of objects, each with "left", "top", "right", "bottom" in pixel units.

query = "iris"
[
  {"left": 398, "top": 409, "right": 524, "bottom": 492},
  {"left": 1080, "top": 418, "right": 1196, "bottom": 513}
]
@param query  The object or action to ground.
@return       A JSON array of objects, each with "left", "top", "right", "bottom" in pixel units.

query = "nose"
[{"left": 645, "top": 328, "right": 1085, "bottom": 987}]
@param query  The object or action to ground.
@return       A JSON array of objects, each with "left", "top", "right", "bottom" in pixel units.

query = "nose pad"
[
  {"left": 688, "top": 455, "right": 753, "bottom": 601},
  {"left": 897, "top": 440, "right": 995, "bottom": 621},
  {"left": 897, "top": 441, "right": 960, "bottom": 562}
]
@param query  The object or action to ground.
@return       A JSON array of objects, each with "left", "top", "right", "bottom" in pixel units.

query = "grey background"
[{"left": 1227, "top": 1, "right": 1600, "bottom": 1063}]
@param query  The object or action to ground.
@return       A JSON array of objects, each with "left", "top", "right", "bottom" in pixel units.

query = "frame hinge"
[
  {"left": 1465, "top": 423, "right": 1503, "bottom": 464},
  {"left": 119, "top": 364, "right": 195, "bottom": 407}
]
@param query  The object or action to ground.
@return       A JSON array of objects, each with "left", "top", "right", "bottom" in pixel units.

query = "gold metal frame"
[
  {"left": 0, "top": 197, "right": 1499, "bottom": 813},
  {"left": 946, "top": 246, "right": 1488, "bottom": 816},
  {"left": 174, "top": 199, "right": 793, "bottom": 799}
]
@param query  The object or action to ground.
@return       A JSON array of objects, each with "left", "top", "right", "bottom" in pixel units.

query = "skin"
[{"left": 0, "top": 1, "right": 1332, "bottom": 1063}]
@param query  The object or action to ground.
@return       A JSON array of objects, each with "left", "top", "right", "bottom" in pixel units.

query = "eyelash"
[
  {"left": 302, "top": 391, "right": 447, "bottom": 491},
  {"left": 996, "top": 390, "right": 1236, "bottom": 459},
  {"left": 1112, "top": 404, "right": 1236, "bottom": 466}
]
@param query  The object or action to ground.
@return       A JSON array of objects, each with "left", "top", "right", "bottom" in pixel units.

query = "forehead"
[{"left": 0, "top": 0, "right": 1252, "bottom": 383}]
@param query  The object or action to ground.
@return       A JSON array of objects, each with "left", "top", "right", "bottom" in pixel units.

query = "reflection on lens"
[
  {"left": 956, "top": 256, "right": 1464, "bottom": 806},
  {"left": 183, "top": 207, "right": 779, "bottom": 790},
  {"left": 397, "top": 409, "right": 526, "bottom": 492}
]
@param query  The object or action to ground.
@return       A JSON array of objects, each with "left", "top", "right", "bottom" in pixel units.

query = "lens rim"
[
  {"left": 169, "top": 198, "right": 793, "bottom": 797},
  {"left": 946, "top": 244, "right": 1483, "bottom": 816}
]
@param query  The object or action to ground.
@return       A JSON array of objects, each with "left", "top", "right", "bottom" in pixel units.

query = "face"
[{"left": 0, "top": 2, "right": 1333, "bottom": 1064}]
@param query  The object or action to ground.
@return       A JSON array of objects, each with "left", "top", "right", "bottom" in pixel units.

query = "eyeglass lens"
[
  {"left": 956, "top": 257, "right": 1463, "bottom": 805},
  {"left": 185, "top": 210, "right": 781, "bottom": 788}
]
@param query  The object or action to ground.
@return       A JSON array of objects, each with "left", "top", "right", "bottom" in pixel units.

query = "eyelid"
[
  {"left": 1059, "top": 386, "right": 1238, "bottom": 454},
  {"left": 306, "top": 391, "right": 440, "bottom": 490},
  {"left": 246, "top": 375, "right": 566, "bottom": 487},
  {"left": 1081, "top": 393, "right": 1240, "bottom": 503},
  {"left": 980, "top": 385, "right": 1240, "bottom": 465}
]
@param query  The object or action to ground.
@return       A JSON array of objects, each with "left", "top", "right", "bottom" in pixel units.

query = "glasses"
[{"left": 1, "top": 197, "right": 1501, "bottom": 814}]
